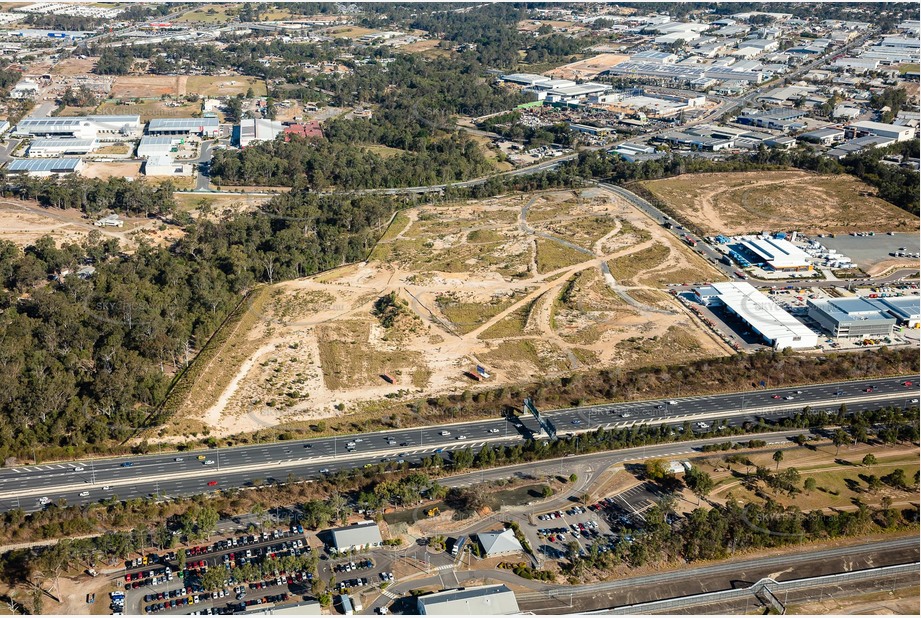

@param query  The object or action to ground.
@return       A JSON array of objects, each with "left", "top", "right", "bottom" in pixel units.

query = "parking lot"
[
  {"left": 123, "top": 526, "right": 315, "bottom": 616},
  {"left": 527, "top": 483, "right": 665, "bottom": 561}
]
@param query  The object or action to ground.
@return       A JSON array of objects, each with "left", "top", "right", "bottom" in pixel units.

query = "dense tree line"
[
  {"left": 210, "top": 133, "right": 491, "bottom": 188},
  {"left": 94, "top": 47, "right": 134, "bottom": 75},
  {"left": 571, "top": 495, "right": 917, "bottom": 573},
  {"left": 25, "top": 13, "right": 105, "bottom": 32},
  {"left": 0, "top": 190, "right": 399, "bottom": 460},
  {"left": 869, "top": 86, "right": 909, "bottom": 123},
  {"left": 1, "top": 175, "right": 177, "bottom": 217},
  {"left": 0, "top": 63, "right": 21, "bottom": 94}
]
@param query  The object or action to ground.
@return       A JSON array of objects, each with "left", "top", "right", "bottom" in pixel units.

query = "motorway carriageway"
[{"left": 0, "top": 375, "right": 916, "bottom": 513}]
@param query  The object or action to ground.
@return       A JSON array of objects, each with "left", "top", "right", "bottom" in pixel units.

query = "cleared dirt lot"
[
  {"left": 50, "top": 56, "right": 98, "bottom": 75},
  {"left": 81, "top": 161, "right": 142, "bottom": 179},
  {"left": 96, "top": 100, "right": 200, "bottom": 122},
  {"left": 174, "top": 188, "right": 731, "bottom": 438},
  {"left": 642, "top": 170, "right": 918, "bottom": 236},
  {"left": 185, "top": 75, "right": 267, "bottom": 97},
  {"left": 545, "top": 53, "right": 630, "bottom": 80},
  {"left": 0, "top": 199, "right": 155, "bottom": 248},
  {"left": 111, "top": 75, "right": 181, "bottom": 98}
]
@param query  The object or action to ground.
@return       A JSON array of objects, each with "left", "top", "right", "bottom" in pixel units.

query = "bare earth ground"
[
  {"left": 80, "top": 161, "right": 142, "bottom": 180},
  {"left": 96, "top": 100, "right": 201, "bottom": 122},
  {"left": 641, "top": 170, "right": 918, "bottom": 236},
  {"left": 174, "top": 192, "right": 274, "bottom": 219},
  {"left": 50, "top": 56, "right": 98, "bottom": 75},
  {"left": 171, "top": 187, "right": 732, "bottom": 438},
  {"left": 110, "top": 75, "right": 181, "bottom": 98},
  {"left": 0, "top": 199, "right": 154, "bottom": 249},
  {"left": 185, "top": 75, "right": 267, "bottom": 97},
  {"left": 544, "top": 53, "right": 630, "bottom": 80}
]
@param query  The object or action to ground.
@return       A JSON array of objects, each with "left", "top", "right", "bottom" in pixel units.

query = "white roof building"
[
  {"left": 477, "top": 528, "right": 523, "bottom": 557},
  {"left": 10, "top": 79, "right": 39, "bottom": 99},
  {"left": 738, "top": 236, "right": 813, "bottom": 271},
  {"left": 6, "top": 157, "right": 83, "bottom": 176},
  {"left": 417, "top": 585, "right": 519, "bottom": 616},
  {"left": 148, "top": 117, "right": 220, "bottom": 136},
  {"left": 137, "top": 136, "right": 181, "bottom": 158},
  {"left": 873, "top": 297, "right": 920, "bottom": 328},
  {"left": 328, "top": 521, "right": 382, "bottom": 553},
  {"left": 239, "top": 118, "right": 285, "bottom": 148},
  {"left": 500, "top": 73, "right": 551, "bottom": 87},
  {"left": 695, "top": 282, "right": 818, "bottom": 350},
  {"left": 27, "top": 138, "right": 96, "bottom": 157},
  {"left": 143, "top": 154, "right": 189, "bottom": 176},
  {"left": 15, "top": 115, "right": 141, "bottom": 139},
  {"left": 847, "top": 120, "right": 916, "bottom": 142}
]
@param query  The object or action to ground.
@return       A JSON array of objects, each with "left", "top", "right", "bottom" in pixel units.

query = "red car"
[
  {"left": 771, "top": 394, "right": 781, "bottom": 399},
  {"left": 903, "top": 381, "right": 913, "bottom": 387},
  {"left": 865, "top": 387, "right": 874, "bottom": 392},
  {"left": 207, "top": 481, "right": 218, "bottom": 487}
]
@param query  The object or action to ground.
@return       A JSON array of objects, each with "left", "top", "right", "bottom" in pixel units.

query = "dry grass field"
[
  {"left": 50, "top": 56, "right": 98, "bottom": 75},
  {"left": 171, "top": 188, "right": 732, "bottom": 438},
  {"left": 185, "top": 75, "right": 267, "bottom": 97},
  {"left": 96, "top": 100, "right": 201, "bottom": 122},
  {"left": 175, "top": 3, "right": 239, "bottom": 24},
  {"left": 700, "top": 441, "right": 919, "bottom": 512},
  {"left": 111, "top": 75, "right": 181, "bottom": 98},
  {"left": 642, "top": 170, "right": 918, "bottom": 236},
  {"left": 0, "top": 199, "right": 156, "bottom": 249},
  {"left": 545, "top": 53, "right": 630, "bottom": 80}
]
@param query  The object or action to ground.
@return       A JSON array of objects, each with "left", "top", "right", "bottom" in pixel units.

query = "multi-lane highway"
[{"left": 0, "top": 376, "right": 915, "bottom": 513}]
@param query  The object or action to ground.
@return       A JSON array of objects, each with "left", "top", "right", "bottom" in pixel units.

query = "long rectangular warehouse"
[
  {"left": 148, "top": 117, "right": 220, "bottom": 137},
  {"left": 15, "top": 115, "right": 141, "bottom": 139},
  {"left": 27, "top": 137, "right": 97, "bottom": 157},
  {"left": 695, "top": 281, "right": 818, "bottom": 350},
  {"left": 738, "top": 236, "right": 813, "bottom": 271},
  {"left": 6, "top": 157, "right": 83, "bottom": 176}
]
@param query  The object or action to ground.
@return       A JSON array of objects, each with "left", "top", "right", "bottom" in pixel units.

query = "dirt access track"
[
  {"left": 641, "top": 170, "right": 918, "bottom": 237},
  {"left": 172, "top": 187, "right": 731, "bottom": 439},
  {"left": 0, "top": 199, "right": 156, "bottom": 249}
]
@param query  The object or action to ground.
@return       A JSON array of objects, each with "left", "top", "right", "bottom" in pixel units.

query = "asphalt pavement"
[{"left": 0, "top": 375, "right": 915, "bottom": 514}]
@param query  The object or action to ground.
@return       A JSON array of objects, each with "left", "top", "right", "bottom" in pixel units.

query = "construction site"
[{"left": 172, "top": 187, "right": 731, "bottom": 438}]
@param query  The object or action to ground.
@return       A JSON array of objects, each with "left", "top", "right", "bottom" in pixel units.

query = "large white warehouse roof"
[
  {"left": 739, "top": 236, "right": 812, "bottom": 270},
  {"left": 698, "top": 282, "right": 818, "bottom": 349}
]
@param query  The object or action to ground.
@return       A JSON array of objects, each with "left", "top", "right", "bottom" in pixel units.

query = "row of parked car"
[
  {"left": 337, "top": 577, "right": 371, "bottom": 591},
  {"left": 125, "top": 567, "right": 169, "bottom": 582},
  {"left": 334, "top": 558, "right": 373, "bottom": 573},
  {"left": 233, "top": 593, "right": 289, "bottom": 613}
]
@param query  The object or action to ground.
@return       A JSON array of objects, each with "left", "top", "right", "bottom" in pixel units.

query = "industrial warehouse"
[
  {"left": 13, "top": 115, "right": 142, "bottom": 139},
  {"left": 416, "top": 585, "right": 520, "bottom": 616},
  {"left": 5, "top": 157, "right": 83, "bottom": 176},
  {"left": 807, "top": 297, "right": 896, "bottom": 339},
  {"left": 147, "top": 117, "right": 220, "bottom": 137},
  {"left": 26, "top": 137, "right": 97, "bottom": 157},
  {"left": 729, "top": 235, "right": 814, "bottom": 272},
  {"left": 695, "top": 282, "right": 819, "bottom": 349}
]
